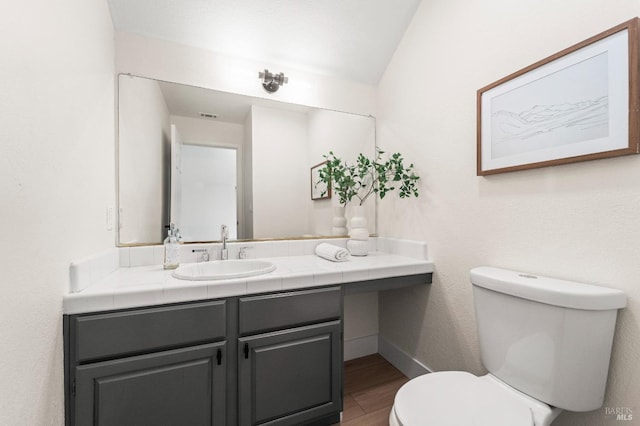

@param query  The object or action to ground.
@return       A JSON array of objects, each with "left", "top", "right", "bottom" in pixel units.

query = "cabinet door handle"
[
  {"left": 244, "top": 343, "right": 249, "bottom": 359},
  {"left": 216, "top": 348, "right": 222, "bottom": 365}
]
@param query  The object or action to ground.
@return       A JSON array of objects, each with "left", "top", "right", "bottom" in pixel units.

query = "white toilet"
[{"left": 389, "top": 266, "right": 627, "bottom": 426}]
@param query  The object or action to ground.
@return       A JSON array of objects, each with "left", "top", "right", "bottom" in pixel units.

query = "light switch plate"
[{"left": 106, "top": 206, "right": 115, "bottom": 231}]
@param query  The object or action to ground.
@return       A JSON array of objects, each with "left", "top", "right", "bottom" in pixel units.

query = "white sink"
[{"left": 172, "top": 259, "right": 276, "bottom": 281}]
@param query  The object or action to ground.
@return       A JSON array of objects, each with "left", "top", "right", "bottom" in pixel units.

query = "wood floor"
[{"left": 334, "top": 354, "right": 409, "bottom": 426}]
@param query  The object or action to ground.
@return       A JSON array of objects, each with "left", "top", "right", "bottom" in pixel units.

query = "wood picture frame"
[
  {"left": 477, "top": 18, "right": 640, "bottom": 176},
  {"left": 310, "top": 161, "right": 331, "bottom": 200}
]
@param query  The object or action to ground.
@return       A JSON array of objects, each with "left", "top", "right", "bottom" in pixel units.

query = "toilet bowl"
[
  {"left": 389, "top": 372, "right": 561, "bottom": 426},
  {"left": 389, "top": 266, "right": 626, "bottom": 426}
]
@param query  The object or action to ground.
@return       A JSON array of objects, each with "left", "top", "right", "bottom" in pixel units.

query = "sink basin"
[{"left": 172, "top": 259, "right": 276, "bottom": 281}]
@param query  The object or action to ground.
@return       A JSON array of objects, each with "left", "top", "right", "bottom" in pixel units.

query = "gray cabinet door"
[
  {"left": 75, "top": 342, "right": 226, "bottom": 426},
  {"left": 238, "top": 321, "right": 342, "bottom": 426}
]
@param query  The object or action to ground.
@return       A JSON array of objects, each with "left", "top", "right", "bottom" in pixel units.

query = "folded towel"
[{"left": 315, "top": 243, "right": 350, "bottom": 262}]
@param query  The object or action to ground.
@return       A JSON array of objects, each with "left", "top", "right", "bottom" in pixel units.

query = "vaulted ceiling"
[{"left": 107, "top": 0, "right": 422, "bottom": 85}]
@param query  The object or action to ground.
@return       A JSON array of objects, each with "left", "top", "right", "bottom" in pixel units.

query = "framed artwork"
[
  {"left": 477, "top": 18, "right": 639, "bottom": 175},
  {"left": 310, "top": 161, "right": 331, "bottom": 200}
]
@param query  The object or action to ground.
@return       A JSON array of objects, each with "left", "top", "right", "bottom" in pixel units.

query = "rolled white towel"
[{"left": 315, "top": 243, "right": 350, "bottom": 262}]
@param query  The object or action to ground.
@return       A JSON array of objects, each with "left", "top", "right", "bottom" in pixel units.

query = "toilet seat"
[{"left": 392, "top": 371, "right": 534, "bottom": 426}]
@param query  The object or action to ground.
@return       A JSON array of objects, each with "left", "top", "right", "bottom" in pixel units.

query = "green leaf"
[{"left": 319, "top": 148, "right": 421, "bottom": 206}]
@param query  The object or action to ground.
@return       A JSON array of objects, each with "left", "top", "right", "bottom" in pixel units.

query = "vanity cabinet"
[
  {"left": 64, "top": 286, "right": 343, "bottom": 426},
  {"left": 237, "top": 287, "right": 343, "bottom": 426}
]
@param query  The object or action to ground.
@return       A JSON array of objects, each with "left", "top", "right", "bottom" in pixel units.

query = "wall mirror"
[{"left": 117, "top": 74, "right": 376, "bottom": 245}]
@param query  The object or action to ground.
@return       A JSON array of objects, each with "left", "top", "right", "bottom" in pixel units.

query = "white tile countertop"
[{"left": 64, "top": 238, "right": 434, "bottom": 315}]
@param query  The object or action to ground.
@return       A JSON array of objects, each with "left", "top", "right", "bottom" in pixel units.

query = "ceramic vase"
[
  {"left": 347, "top": 204, "right": 369, "bottom": 256},
  {"left": 331, "top": 206, "right": 348, "bottom": 236}
]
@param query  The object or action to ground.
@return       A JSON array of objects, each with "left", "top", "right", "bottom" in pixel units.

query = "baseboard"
[
  {"left": 378, "top": 335, "right": 431, "bottom": 379},
  {"left": 344, "top": 334, "right": 378, "bottom": 361}
]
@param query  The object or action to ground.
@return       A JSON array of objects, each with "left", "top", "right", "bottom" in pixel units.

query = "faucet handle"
[
  {"left": 192, "top": 248, "right": 210, "bottom": 262},
  {"left": 239, "top": 246, "right": 253, "bottom": 259}
]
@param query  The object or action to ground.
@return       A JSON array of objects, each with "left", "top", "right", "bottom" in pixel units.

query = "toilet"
[{"left": 389, "top": 266, "right": 627, "bottom": 426}]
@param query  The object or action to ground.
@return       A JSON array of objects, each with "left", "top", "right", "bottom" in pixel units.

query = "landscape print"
[{"left": 490, "top": 52, "right": 609, "bottom": 159}]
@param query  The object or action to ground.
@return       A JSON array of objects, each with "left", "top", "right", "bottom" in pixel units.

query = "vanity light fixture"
[{"left": 258, "top": 69, "right": 288, "bottom": 93}]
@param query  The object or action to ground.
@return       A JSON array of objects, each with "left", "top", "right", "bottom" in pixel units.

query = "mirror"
[{"left": 117, "top": 74, "right": 376, "bottom": 245}]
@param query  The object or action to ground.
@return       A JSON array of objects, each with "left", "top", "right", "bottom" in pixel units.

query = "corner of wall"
[{"left": 378, "top": 334, "right": 431, "bottom": 379}]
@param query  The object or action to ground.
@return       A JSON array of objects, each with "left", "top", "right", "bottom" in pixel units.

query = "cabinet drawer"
[
  {"left": 73, "top": 300, "right": 226, "bottom": 362},
  {"left": 239, "top": 286, "right": 341, "bottom": 335}
]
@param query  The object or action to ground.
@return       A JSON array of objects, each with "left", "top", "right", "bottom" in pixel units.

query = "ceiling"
[{"left": 107, "top": 0, "right": 422, "bottom": 85}]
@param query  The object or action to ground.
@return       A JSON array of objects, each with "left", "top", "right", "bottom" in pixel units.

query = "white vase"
[
  {"left": 331, "top": 206, "right": 348, "bottom": 236},
  {"left": 347, "top": 204, "right": 369, "bottom": 256}
]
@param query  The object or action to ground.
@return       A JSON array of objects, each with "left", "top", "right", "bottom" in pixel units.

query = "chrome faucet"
[{"left": 220, "top": 224, "right": 228, "bottom": 260}]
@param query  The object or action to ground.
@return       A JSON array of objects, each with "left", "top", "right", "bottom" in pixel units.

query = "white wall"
[
  {"left": 118, "top": 76, "right": 170, "bottom": 244},
  {"left": 0, "top": 0, "right": 115, "bottom": 424},
  {"left": 115, "top": 32, "right": 376, "bottom": 116},
  {"left": 251, "top": 105, "right": 310, "bottom": 238},
  {"left": 377, "top": 1, "right": 640, "bottom": 424}
]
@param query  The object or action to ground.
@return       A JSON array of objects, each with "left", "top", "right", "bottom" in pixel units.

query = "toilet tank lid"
[{"left": 471, "top": 266, "right": 626, "bottom": 310}]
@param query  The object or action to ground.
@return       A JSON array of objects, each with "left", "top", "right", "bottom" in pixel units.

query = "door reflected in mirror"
[
  {"left": 117, "top": 74, "right": 376, "bottom": 246},
  {"left": 176, "top": 144, "right": 238, "bottom": 242}
]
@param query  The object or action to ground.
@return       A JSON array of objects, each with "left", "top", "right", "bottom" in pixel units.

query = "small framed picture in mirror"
[{"left": 311, "top": 161, "right": 331, "bottom": 200}]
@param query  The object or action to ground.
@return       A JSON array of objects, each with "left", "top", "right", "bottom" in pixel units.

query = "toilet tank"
[{"left": 471, "top": 266, "right": 626, "bottom": 412}]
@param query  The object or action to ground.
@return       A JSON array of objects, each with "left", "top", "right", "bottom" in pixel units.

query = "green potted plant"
[
  {"left": 316, "top": 148, "right": 420, "bottom": 255},
  {"left": 317, "top": 147, "right": 420, "bottom": 205}
]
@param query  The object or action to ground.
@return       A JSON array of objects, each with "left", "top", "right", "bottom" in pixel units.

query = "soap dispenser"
[{"left": 163, "top": 223, "right": 180, "bottom": 270}]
